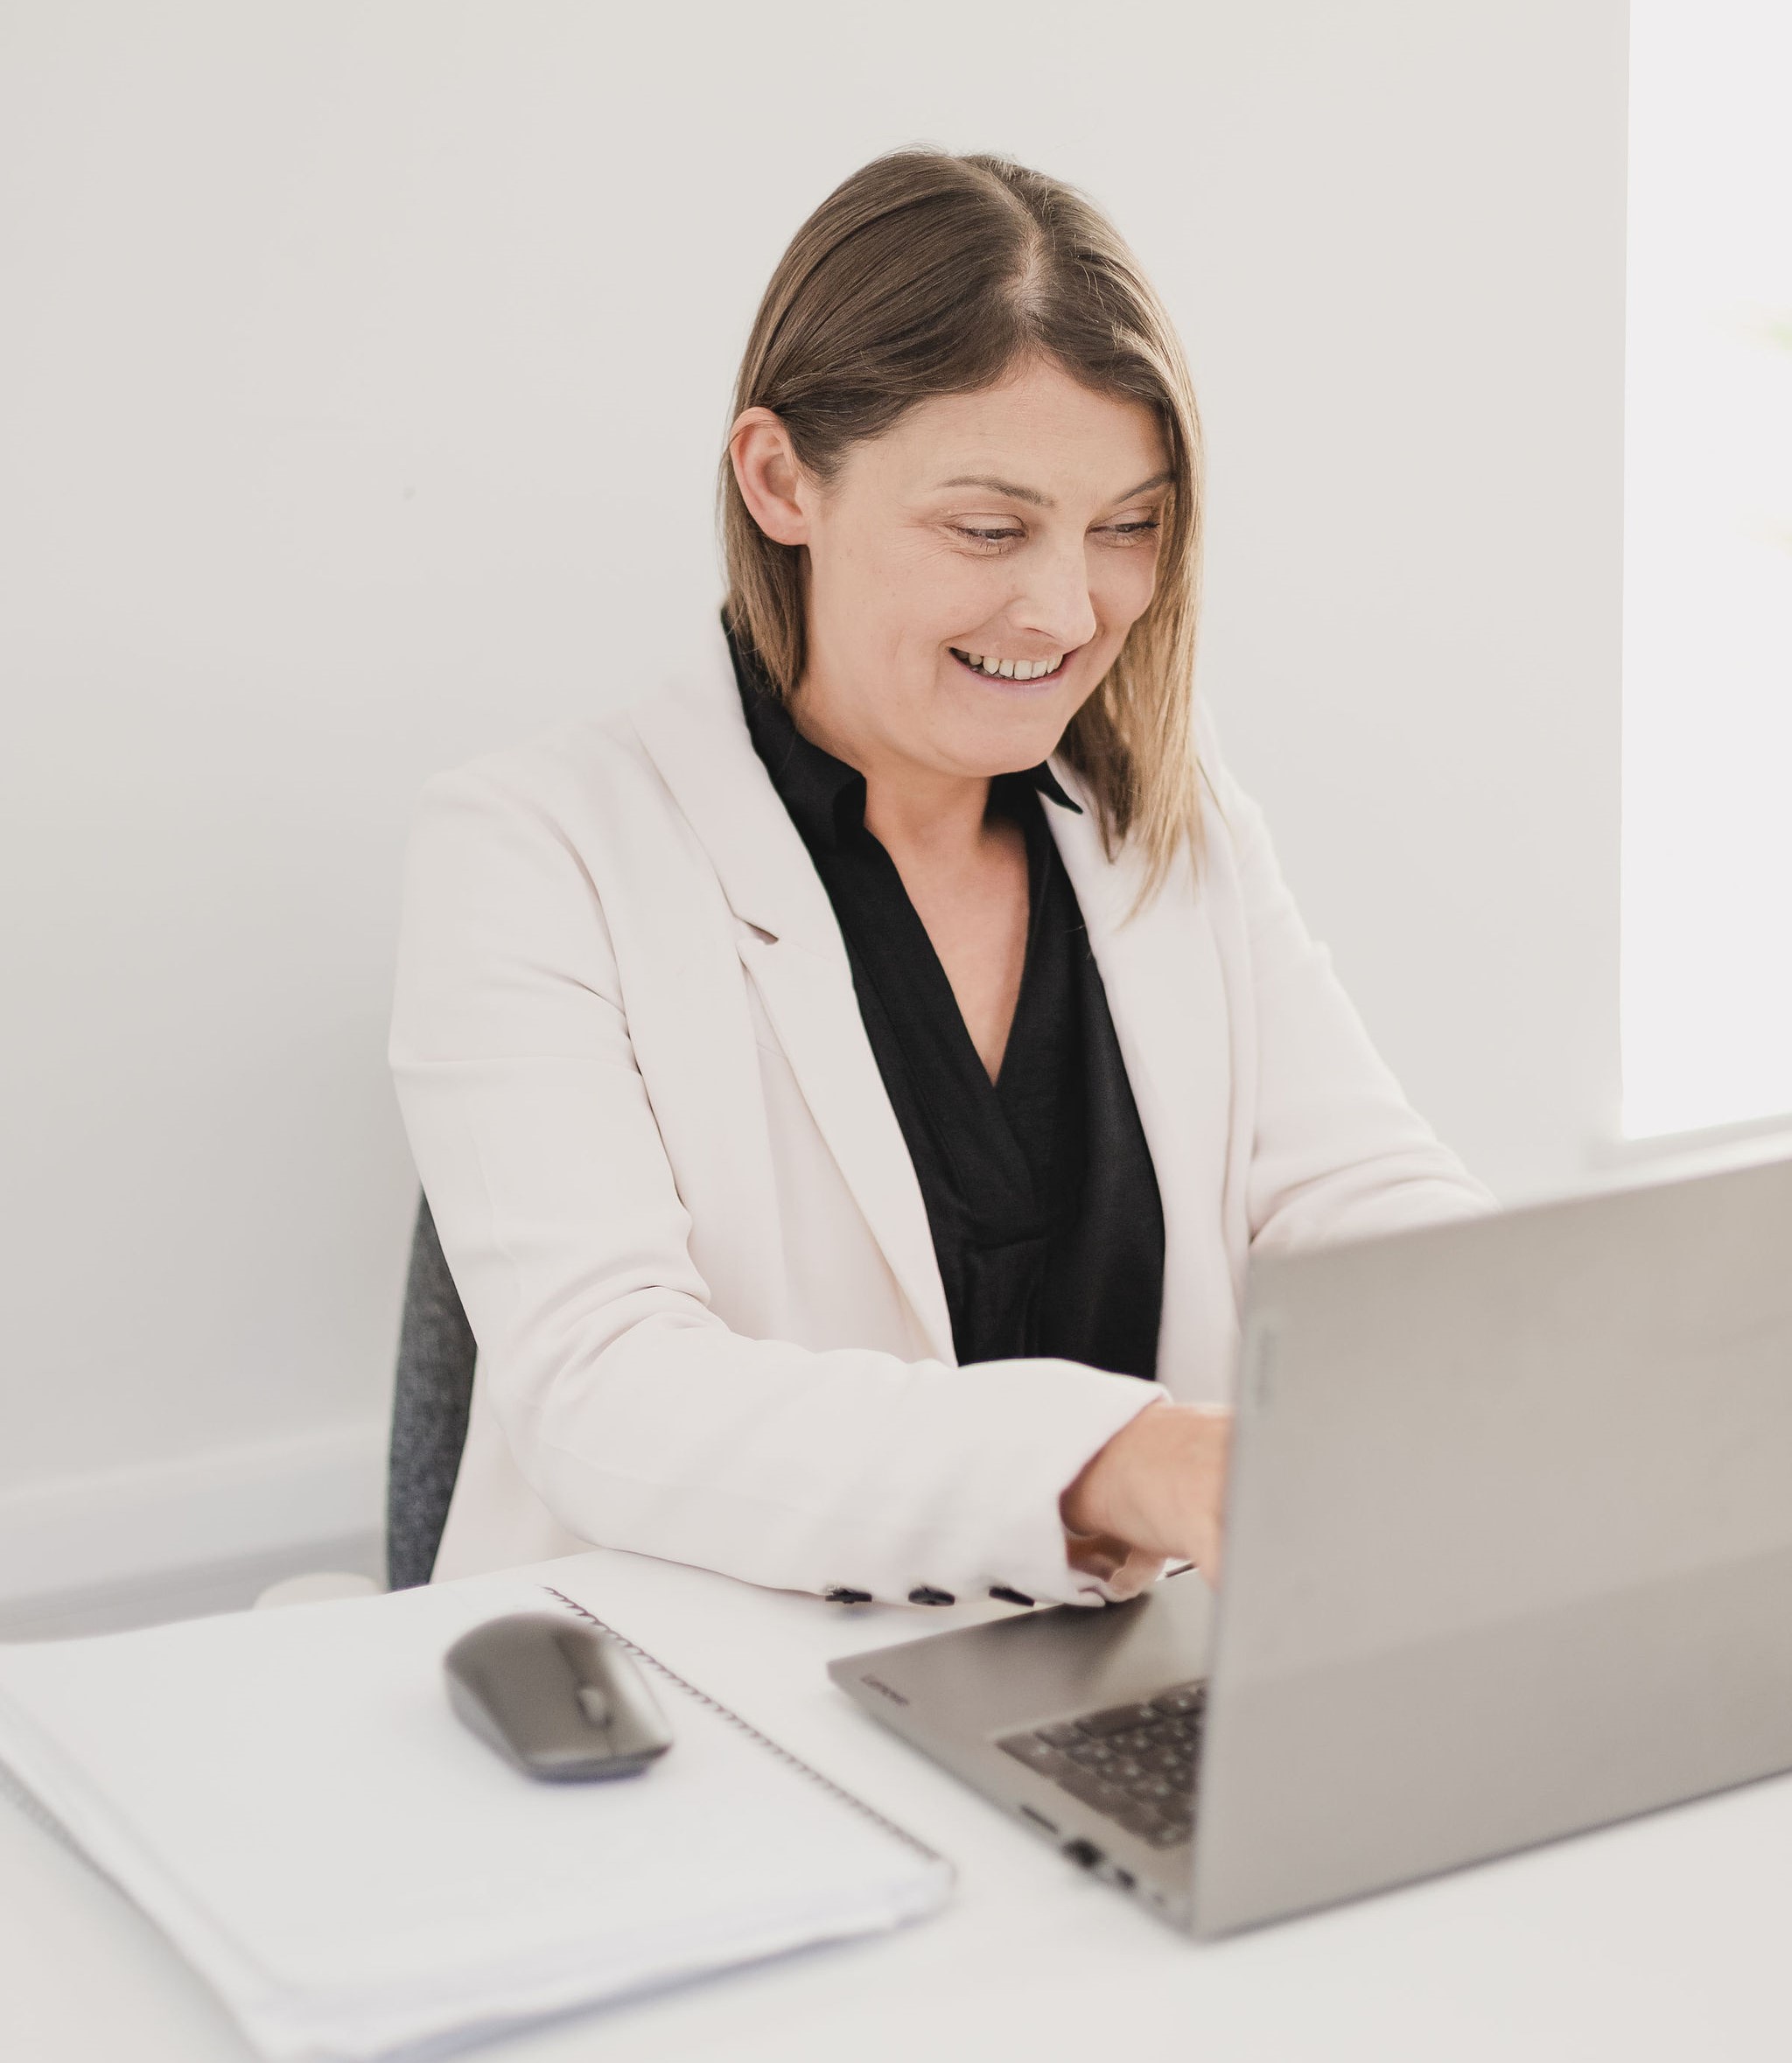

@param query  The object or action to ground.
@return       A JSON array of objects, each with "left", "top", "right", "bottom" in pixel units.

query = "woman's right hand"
[{"left": 1059, "top": 1399, "right": 1234, "bottom": 1598}]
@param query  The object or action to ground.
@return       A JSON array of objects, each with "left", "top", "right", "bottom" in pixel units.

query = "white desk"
[{"left": 5, "top": 1544, "right": 1792, "bottom": 2063}]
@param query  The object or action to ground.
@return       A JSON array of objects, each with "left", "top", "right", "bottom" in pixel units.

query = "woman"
[{"left": 389, "top": 150, "right": 1489, "bottom": 1608}]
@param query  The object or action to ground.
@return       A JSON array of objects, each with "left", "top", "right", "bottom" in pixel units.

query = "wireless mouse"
[{"left": 444, "top": 1612, "right": 673, "bottom": 1780}]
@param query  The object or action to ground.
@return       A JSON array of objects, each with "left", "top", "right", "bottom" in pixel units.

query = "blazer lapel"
[
  {"left": 630, "top": 633, "right": 956, "bottom": 1365},
  {"left": 737, "top": 933, "right": 956, "bottom": 1363}
]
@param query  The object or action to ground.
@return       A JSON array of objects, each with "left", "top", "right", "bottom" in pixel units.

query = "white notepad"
[{"left": 0, "top": 1569, "right": 951, "bottom": 2062}]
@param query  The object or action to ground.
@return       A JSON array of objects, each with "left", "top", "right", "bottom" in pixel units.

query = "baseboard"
[
  {"left": 0, "top": 1532, "right": 388, "bottom": 1643},
  {"left": 0, "top": 1423, "right": 389, "bottom": 1611}
]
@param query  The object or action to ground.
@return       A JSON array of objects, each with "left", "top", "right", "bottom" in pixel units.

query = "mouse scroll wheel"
[{"left": 576, "top": 1683, "right": 612, "bottom": 1727}]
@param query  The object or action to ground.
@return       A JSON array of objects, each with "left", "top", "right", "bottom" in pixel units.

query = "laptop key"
[
  {"left": 1151, "top": 1683, "right": 1208, "bottom": 1717},
  {"left": 1056, "top": 1767, "right": 1130, "bottom": 1815},
  {"left": 1066, "top": 1739, "right": 1117, "bottom": 1766},
  {"left": 1130, "top": 1775, "right": 1180, "bottom": 1804},
  {"left": 1112, "top": 1803, "right": 1168, "bottom": 1840},
  {"left": 1077, "top": 1702, "right": 1159, "bottom": 1737},
  {"left": 998, "top": 1734, "right": 1070, "bottom": 1775}
]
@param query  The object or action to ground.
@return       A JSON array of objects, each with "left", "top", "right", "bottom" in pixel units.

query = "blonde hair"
[{"left": 719, "top": 149, "right": 1206, "bottom": 890}]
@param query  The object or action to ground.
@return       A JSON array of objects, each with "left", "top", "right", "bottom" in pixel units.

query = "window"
[{"left": 1622, "top": 0, "right": 1792, "bottom": 1137}]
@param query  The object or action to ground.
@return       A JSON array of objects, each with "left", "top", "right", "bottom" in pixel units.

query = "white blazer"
[{"left": 389, "top": 625, "right": 1491, "bottom": 1605}]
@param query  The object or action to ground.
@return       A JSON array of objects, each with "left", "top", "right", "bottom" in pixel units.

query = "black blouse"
[{"left": 730, "top": 629, "right": 1165, "bottom": 1381}]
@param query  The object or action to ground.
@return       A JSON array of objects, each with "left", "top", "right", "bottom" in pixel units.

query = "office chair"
[{"left": 386, "top": 1192, "right": 478, "bottom": 1590}]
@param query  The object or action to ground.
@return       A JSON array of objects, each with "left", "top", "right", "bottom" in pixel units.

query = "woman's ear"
[{"left": 729, "top": 408, "right": 811, "bottom": 548}]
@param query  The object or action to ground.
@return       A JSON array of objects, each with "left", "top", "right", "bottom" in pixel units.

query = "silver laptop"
[{"left": 830, "top": 1153, "right": 1792, "bottom": 1936}]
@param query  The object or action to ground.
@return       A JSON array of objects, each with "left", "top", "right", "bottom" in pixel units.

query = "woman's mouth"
[{"left": 948, "top": 647, "right": 1069, "bottom": 686}]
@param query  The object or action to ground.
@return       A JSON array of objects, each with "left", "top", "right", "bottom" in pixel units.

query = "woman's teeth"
[{"left": 950, "top": 649, "right": 1065, "bottom": 681}]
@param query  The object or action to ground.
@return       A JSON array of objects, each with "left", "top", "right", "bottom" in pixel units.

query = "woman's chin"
[
  {"left": 934, "top": 729, "right": 1071, "bottom": 781},
  {"left": 931, "top": 683, "right": 1079, "bottom": 773}
]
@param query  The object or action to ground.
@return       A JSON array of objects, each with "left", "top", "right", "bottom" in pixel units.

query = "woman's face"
[{"left": 734, "top": 355, "right": 1172, "bottom": 784}]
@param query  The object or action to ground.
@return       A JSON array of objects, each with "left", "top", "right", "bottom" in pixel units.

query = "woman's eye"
[{"left": 948, "top": 516, "right": 1159, "bottom": 550}]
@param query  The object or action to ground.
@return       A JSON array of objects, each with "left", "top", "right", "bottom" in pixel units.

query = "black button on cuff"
[
  {"left": 823, "top": 1586, "right": 873, "bottom": 1605},
  {"left": 907, "top": 1586, "right": 956, "bottom": 1606}
]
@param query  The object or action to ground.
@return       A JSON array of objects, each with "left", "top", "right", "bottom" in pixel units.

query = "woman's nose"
[{"left": 1012, "top": 541, "right": 1100, "bottom": 653}]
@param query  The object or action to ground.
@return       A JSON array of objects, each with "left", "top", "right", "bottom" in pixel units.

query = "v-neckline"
[{"left": 877, "top": 781, "right": 1047, "bottom": 1097}]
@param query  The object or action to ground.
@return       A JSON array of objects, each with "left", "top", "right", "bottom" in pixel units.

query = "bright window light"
[{"left": 1622, "top": 0, "right": 1792, "bottom": 1138}]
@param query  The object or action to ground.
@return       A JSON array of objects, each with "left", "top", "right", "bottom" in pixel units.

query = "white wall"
[{"left": 0, "top": 0, "right": 1628, "bottom": 1591}]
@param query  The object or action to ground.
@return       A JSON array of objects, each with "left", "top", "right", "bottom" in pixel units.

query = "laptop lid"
[{"left": 1193, "top": 1154, "right": 1792, "bottom": 1934}]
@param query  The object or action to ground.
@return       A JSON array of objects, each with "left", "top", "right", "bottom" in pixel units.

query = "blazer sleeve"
[
  {"left": 1207, "top": 752, "right": 1497, "bottom": 1249},
  {"left": 388, "top": 766, "right": 1157, "bottom": 1608}
]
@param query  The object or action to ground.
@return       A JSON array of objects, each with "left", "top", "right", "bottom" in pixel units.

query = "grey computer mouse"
[{"left": 444, "top": 1612, "right": 673, "bottom": 1781}]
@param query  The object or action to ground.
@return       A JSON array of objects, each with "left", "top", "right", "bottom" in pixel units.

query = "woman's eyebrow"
[
  {"left": 933, "top": 469, "right": 1174, "bottom": 507},
  {"left": 937, "top": 473, "right": 1052, "bottom": 506},
  {"left": 1110, "top": 470, "right": 1175, "bottom": 502}
]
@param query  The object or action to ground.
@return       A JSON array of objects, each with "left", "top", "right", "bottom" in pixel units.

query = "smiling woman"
[
  {"left": 388, "top": 150, "right": 1492, "bottom": 1609},
  {"left": 720, "top": 151, "right": 1203, "bottom": 890}
]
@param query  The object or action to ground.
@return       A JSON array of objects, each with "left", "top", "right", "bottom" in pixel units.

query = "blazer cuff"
[{"left": 935, "top": 1364, "right": 1165, "bottom": 1611}]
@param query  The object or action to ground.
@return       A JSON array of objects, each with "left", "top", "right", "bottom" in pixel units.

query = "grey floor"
[{"left": 0, "top": 1530, "right": 387, "bottom": 1644}]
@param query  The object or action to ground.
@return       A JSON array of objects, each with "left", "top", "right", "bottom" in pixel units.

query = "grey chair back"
[{"left": 386, "top": 1192, "right": 478, "bottom": 1590}]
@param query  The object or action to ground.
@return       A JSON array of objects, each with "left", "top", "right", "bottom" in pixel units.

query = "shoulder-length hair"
[{"left": 718, "top": 149, "right": 1207, "bottom": 891}]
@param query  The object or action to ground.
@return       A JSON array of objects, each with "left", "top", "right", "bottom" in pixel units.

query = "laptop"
[{"left": 830, "top": 1152, "right": 1792, "bottom": 1936}]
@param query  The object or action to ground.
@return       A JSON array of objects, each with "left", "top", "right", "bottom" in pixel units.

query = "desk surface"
[{"left": 5, "top": 1545, "right": 1791, "bottom": 2063}]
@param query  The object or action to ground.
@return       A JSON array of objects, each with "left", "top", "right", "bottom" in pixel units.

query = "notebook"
[{"left": 0, "top": 1567, "right": 952, "bottom": 2062}]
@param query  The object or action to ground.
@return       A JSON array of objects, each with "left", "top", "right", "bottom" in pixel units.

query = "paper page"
[{"left": 0, "top": 1572, "right": 949, "bottom": 2058}]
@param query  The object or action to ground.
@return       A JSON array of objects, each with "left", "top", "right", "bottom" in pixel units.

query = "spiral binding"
[
  {"left": 0, "top": 1750, "right": 107, "bottom": 1888},
  {"left": 0, "top": 1753, "right": 66, "bottom": 1845},
  {"left": 541, "top": 1584, "right": 953, "bottom": 1878}
]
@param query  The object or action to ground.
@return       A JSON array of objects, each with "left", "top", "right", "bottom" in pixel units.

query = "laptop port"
[
  {"left": 1018, "top": 1804, "right": 1058, "bottom": 1834},
  {"left": 1061, "top": 1838, "right": 1103, "bottom": 1871}
]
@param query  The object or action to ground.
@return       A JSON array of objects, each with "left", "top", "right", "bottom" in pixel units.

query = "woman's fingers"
[
  {"left": 1063, "top": 1525, "right": 1136, "bottom": 1583},
  {"left": 1060, "top": 1398, "right": 1234, "bottom": 1574},
  {"left": 1063, "top": 1522, "right": 1166, "bottom": 1598},
  {"left": 1103, "top": 1545, "right": 1169, "bottom": 1600}
]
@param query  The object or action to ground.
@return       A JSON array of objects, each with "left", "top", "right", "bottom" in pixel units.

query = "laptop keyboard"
[{"left": 997, "top": 1682, "right": 1206, "bottom": 1849}]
